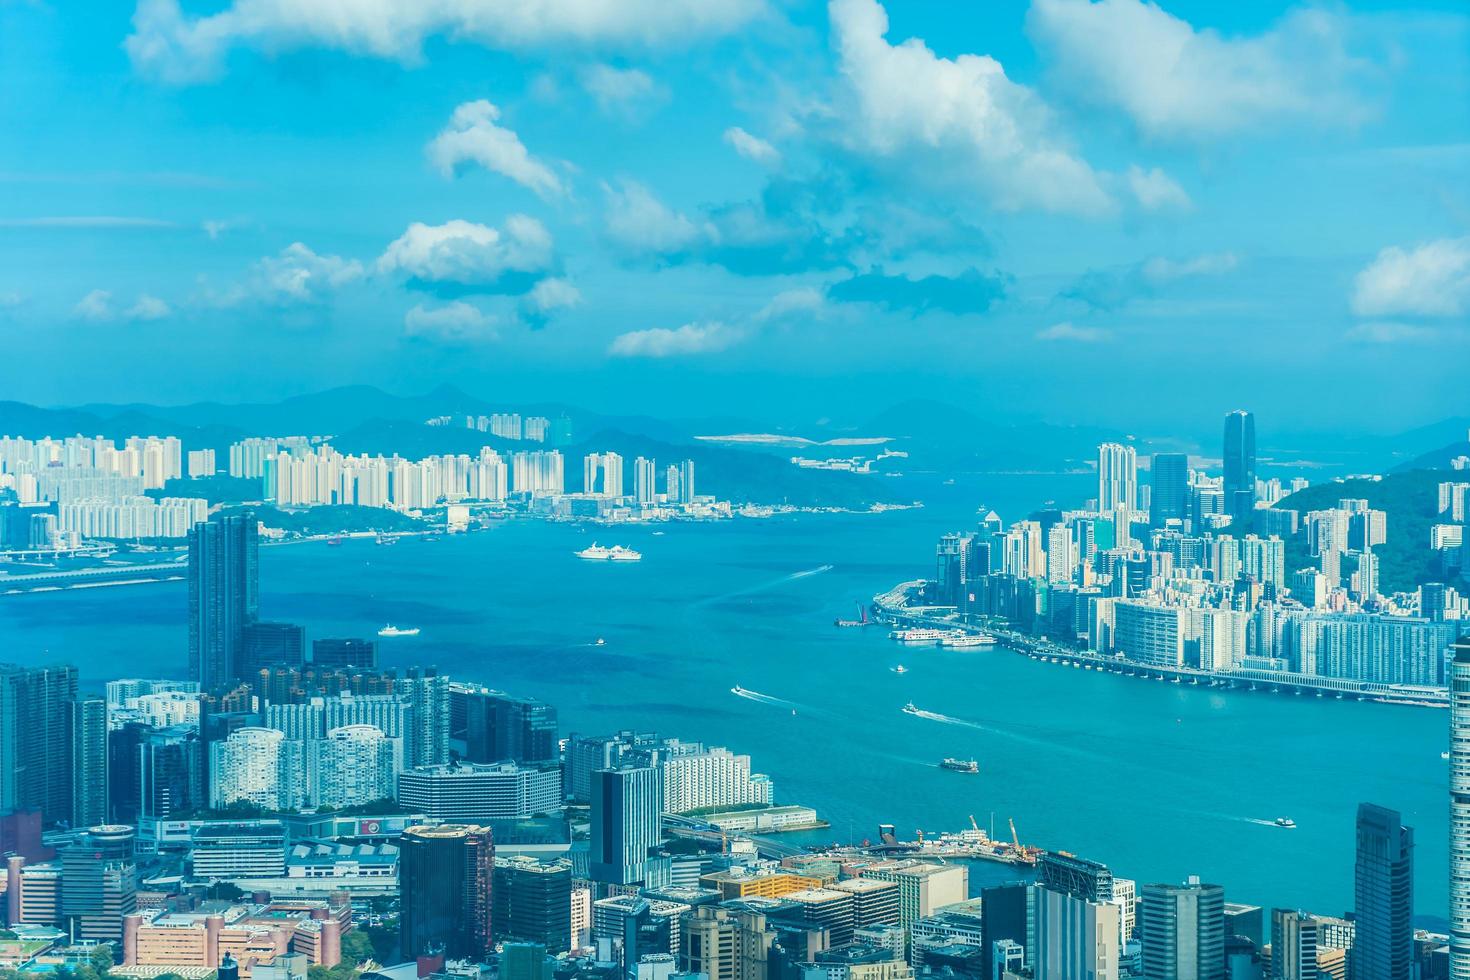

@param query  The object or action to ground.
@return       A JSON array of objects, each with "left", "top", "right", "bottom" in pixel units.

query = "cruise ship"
[
  {"left": 939, "top": 634, "right": 996, "bottom": 648},
  {"left": 576, "top": 543, "right": 643, "bottom": 562},
  {"left": 378, "top": 624, "right": 420, "bottom": 637},
  {"left": 940, "top": 758, "right": 979, "bottom": 774}
]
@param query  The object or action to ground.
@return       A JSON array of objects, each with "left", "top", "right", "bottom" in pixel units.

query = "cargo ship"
[
  {"left": 940, "top": 758, "right": 979, "bottom": 774},
  {"left": 378, "top": 624, "right": 420, "bottom": 637}
]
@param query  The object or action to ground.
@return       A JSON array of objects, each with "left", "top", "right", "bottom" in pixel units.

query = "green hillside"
[{"left": 1275, "top": 469, "right": 1456, "bottom": 594}]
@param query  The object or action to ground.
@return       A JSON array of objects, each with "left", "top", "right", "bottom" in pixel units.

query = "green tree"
[{"left": 90, "top": 944, "right": 115, "bottom": 975}]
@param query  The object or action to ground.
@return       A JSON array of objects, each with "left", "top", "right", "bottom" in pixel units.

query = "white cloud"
[
  {"left": 378, "top": 217, "right": 554, "bottom": 288},
  {"left": 609, "top": 321, "right": 738, "bottom": 357},
  {"left": 126, "top": 0, "right": 767, "bottom": 83},
  {"left": 426, "top": 100, "right": 563, "bottom": 199},
  {"left": 1351, "top": 237, "right": 1470, "bottom": 318},
  {"left": 203, "top": 219, "right": 230, "bottom": 239},
  {"left": 755, "top": 287, "right": 825, "bottom": 321},
  {"left": 1026, "top": 0, "right": 1369, "bottom": 140},
  {"left": 723, "top": 126, "right": 781, "bottom": 166},
  {"left": 126, "top": 294, "right": 171, "bottom": 320},
  {"left": 827, "top": 0, "right": 1112, "bottom": 216},
  {"left": 1344, "top": 321, "right": 1436, "bottom": 344},
  {"left": 75, "top": 290, "right": 114, "bottom": 321},
  {"left": 602, "top": 179, "right": 706, "bottom": 254},
  {"left": 1141, "top": 252, "right": 1238, "bottom": 284},
  {"left": 1126, "top": 165, "right": 1191, "bottom": 212},
  {"left": 1037, "top": 321, "right": 1110, "bottom": 342},
  {"left": 579, "top": 65, "right": 664, "bottom": 117},
  {"left": 524, "top": 276, "right": 583, "bottom": 313},
  {"left": 255, "top": 243, "right": 365, "bottom": 302},
  {"left": 404, "top": 301, "right": 497, "bottom": 341}
]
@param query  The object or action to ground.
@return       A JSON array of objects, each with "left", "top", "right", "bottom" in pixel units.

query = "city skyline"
[{"left": 1, "top": 2, "right": 1467, "bottom": 427}]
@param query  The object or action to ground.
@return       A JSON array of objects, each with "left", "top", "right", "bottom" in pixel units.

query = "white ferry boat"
[
  {"left": 577, "top": 543, "right": 643, "bottom": 562},
  {"left": 939, "top": 634, "right": 996, "bottom": 648},
  {"left": 1274, "top": 817, "right": 1297, "bottom": 829},
  {"left": 378, "top": 624, "right": 420, "bottom": 638},
  {"left": 889, "top": 628, "right": 954, "bottom": 643}
]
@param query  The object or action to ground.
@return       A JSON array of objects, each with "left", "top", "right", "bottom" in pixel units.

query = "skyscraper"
[
  {"left": 634, "top": 457, "right": 658, "bottom": 506},
  {"left": 187, "top": 513, "right": 259, "bottom": 691},
  {"left": 1354, "top": 802, "right": 1414, "bottom": 980},
  {"left": 0, "top": 663, "right": 81, "bottom": 826},
  {"left": 399, "top": 824, "right": 495, "bottom": 960},
  {"left": 590, "top": 766, "right": 662, "bottom": 886},
  {"left": 1222, "top": 411, "right": 1256, "bottom": 531},
  {"left": 1138, "top": 876, "right": 1225, "bottom": 980},
  {"left": 1450, "top": 636, "right": 1470, "bottom": 978},
  {"left": 1151, "top": 453, "right": 1189, "bottom": 528},
  {"left": 1097, "top": 443, "right": 1137, "bottom": 513},
  {"left": 69, "top": 695, "right": 108, "bottom": 829},
  {"left": 463, "top": 692, "right": 559, "bottom": 766}
]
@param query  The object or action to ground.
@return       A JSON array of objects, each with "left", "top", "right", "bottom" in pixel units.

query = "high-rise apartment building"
[
  {"left": 0, "top": 663, "right": 81, "bottom": 826},
  {"left": 1097, "top": 443, "right": 1138, "bottom": 513},
  {"left": 307, "top": 725, "right": 401, "bottom": 809},
  {"left": 69, "top": 695, "right": 108, "bottom": 829},
  {"left": 463, "top": 691, "right": 559, "bottom": 766},
  {"left": 209, "top": 727, "right": 305, "bottom": 811},
  {"left": 1453, "top": 638, "right": 1470, "bottom": 979},
  {"left": 187, "top": 513, "right": 259, "bottom": 691}
]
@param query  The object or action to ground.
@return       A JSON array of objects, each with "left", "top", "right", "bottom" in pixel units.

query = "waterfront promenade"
[{"left": 873, "top": 580, "right": 1450, "bottom": 709}]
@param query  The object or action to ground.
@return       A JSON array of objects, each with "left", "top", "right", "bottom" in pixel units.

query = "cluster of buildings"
[
  {"left": 0, "top": 424, "right": 717, "bottom": 551},
  {"left": 0, "top": 433, "right": 207, "bottom": 548},
  {"left": 0, "top": 502, "right": 1466, "bottom": 980},
  {"left": 424, "top": 413, "right": 564, "bottom": 444},
  {"left": 259, "top": 443, "right": 704, "bottom": 520},
  {"left": 929, "top": 411, "right": 1467, "bottom": 690}
]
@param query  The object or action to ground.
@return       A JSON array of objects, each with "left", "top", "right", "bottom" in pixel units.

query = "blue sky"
[{"left": 1, "top": 0, "right": 1467, "bottom": 432}]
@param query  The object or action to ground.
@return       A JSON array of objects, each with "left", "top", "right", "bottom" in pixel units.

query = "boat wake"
[
  {"left": 731, "top": 686, "right": 798, "bottom": 708},
  {"left": 700, "top": 565, "right": 835, "bottom": 605},
  {"left": 901, "top": 705, "right": 1109, "bottom": 763}
]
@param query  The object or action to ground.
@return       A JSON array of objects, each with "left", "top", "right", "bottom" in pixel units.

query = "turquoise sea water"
[{"left": 0, "top": 473, "right": 1449, "bottom": 921}]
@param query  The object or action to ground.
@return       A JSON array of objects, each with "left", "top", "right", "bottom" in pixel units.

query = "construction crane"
[
  {"left": 969, "top": 815, "right": 981, "bottom": 834},
  {"left": 1009, "top": 818, "right": 1022, "bottom": 851}
]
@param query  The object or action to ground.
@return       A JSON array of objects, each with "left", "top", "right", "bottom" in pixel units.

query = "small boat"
[
  {"left": 940, "top": 758, "right": 979, "bottom": 774},
  {"left": 326, "top": 536, "right": 344, "bottom": 547},
  {"left": 378, "top": 624, "right": 420, "bottom": 638},
  {"left": 595, "top": 637, "right": 607, "bottom": 646},
  {"left": 892, "top": 665, "right": 907, "bottom": 674},
  {"left": 902, "top": 701, "right": 920, "bottom": 715},
  {"left": 1442, "top": 751, "right": 1452, "bottom": 761},
  {"left": 731, "top": 685, "right": 749, "bottom": 696},
  {"left": 1274, "top": 817, "right": 1297, "bottom": 829}
]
